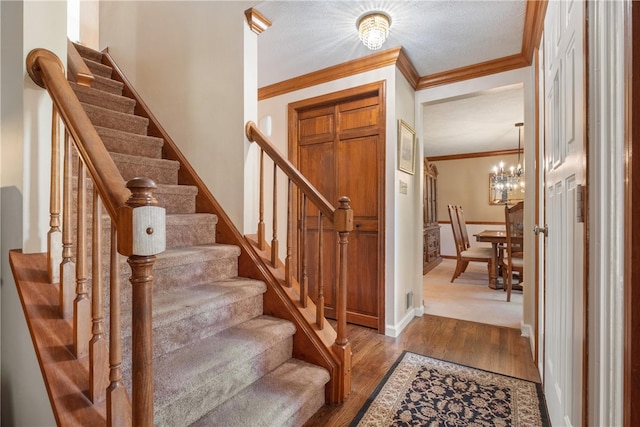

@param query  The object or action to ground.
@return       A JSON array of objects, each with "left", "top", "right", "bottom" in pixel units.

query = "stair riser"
[
  {"left": 70, "top": 83, "right": 134, "bottom": 114},
  {"left": 96, "top": 127, "right": 163, "bottom": 159},
  {"left": 70, "top": 220, "right": 217, "bottom": 258},
  {"left": 83, "top": 103, "right": 149, "bottom": 135},
  {"left": 84, "top": 59, "right": 113, "bottom": 79},
  {"left": 155, "top": 337, "right": 294, "bottom": 426},
  {"left": 72, "top": 154, "right": 178, "bottom": 187},
  {"left": 73, "top": 43, "right": 103, "bottom": 62},
  {"left": 90, "top": 76, "right": 124, "bottom": 96},
  {"left": 71, "top": 179, "right": 196, "bottom": 215},
  {"left": 112, "top": 157, "right": 178, "bottom": 186},
  {"left": 118, "top": 295, "right": 264, "bottom": 377}
]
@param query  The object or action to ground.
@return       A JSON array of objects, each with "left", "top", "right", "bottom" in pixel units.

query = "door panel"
[
  {"left": 543, "top": 0, "right": 585, "bottom": 425},
  {"left": 293, "top": 87, "right": 384, "bottom": 330}
]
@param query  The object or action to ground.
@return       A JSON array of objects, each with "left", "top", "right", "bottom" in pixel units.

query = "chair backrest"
[
  {"left": 448, "top": 204, "right": 465, "bottom": 256},
  {"left": 504, "top": 201, "right": 524, "bottom": 257},
  {"left": 455, "top": 205, "right": 471, "bottom": 249}
]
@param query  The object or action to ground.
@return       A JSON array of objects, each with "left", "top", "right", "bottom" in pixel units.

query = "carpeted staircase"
[{"left": 70, "top": 43, "right": 329, "bottom": 426}]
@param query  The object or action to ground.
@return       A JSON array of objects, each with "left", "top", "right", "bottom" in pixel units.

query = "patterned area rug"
[{"left": 351, "top": 351, "right": 549, "bottom": 426}]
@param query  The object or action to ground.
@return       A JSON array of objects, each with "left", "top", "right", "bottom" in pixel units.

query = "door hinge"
[{"left": 576, "top": 184, "right": 586, "bottom": 223}]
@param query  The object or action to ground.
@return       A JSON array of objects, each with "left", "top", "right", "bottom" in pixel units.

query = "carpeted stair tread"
[
  {"left": 95, "top": 126, "right": 164, "bottom": 159},
  {"left": 109, "top": 151, "right": 179, "bottom": 185},
  {"left": 90, "top": 74, "right": 124, "bottom": 95},
  {"left": 191, "top": 359, "right": 330, "bottom": 427},
  {"left": 82, "top": 102, "right": 148, "bottom": 135},
  {"left": 154, "top": 184, "right": 198, "bottom": 214},
  {"left": 82, "top": 57, "right": 113, "bottom": 78},
  {"left": 70, "top": 82, "right": 135, "bottom": 114},
  {"left": 72, "top": 42, "right": 103, "bottom": 63},
  {"left": 153, "top": 315, "right": 296, "bottom": 426},
  {"left": 120, "top": 278, "right": 267, "bottom": 363}
]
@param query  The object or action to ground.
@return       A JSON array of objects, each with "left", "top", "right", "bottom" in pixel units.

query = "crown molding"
[
  {"left": 257, "top": 0, "right": 548, "bottom": 99},
  {"left": 417, "top": 53, "right": 530, "bottom": 90},
  {"left": 427, "top": 148, "right": 523, "bottom": 162},
  {"left": 258, "top": 47, "right": 401, "bottom": 100},
  {"left": 245, "top": 8, "right": 272, "bottom": 34}
]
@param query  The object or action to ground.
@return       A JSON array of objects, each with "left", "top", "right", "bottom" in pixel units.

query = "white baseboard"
[
  {"left": 385, "top": 306, "right": 421, "bottom": 337},
  {"left": 521, "top": 321, "right": 535, "bottom": 356}
]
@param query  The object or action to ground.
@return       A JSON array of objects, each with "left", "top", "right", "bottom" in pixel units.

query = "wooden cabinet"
[{"left": 423, "top": 158, "right": 442, "bottom": 274}]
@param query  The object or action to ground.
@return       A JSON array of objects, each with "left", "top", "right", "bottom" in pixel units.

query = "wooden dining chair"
[
  {"left": 501, "top": 201, "right": 524, "bottom": 301},
  {"left": 456, "top": 205, "right": 471, "bottom": 249},
  {"left": 448, "top": 205, "right": 494, "bottom": 283}
]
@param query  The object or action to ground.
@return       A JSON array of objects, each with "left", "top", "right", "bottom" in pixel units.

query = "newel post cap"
[
  {"left": 117, "top": 177, "right": 166, "bottom": 256},
  {"left": 335, "top": 196, "right": 353, "bottom": 233}
]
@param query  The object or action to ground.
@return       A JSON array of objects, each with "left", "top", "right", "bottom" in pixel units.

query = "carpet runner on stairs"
[{"left": 70, "top": 42, "right": 329, "bottom": 426}]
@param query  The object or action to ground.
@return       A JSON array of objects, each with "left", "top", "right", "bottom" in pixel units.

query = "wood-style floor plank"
[
  {"left": 9, "top": 250, "right": 106, "bottom": 427},
  {"left": 305, "top": 315, "right": 539, "bottom": 426}
]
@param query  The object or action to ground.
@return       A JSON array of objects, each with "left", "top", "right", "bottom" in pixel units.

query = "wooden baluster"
[
  {"left": 284, "top": 179, "right": 293, "bottom": 287},
  {"left": 89, "top": 192, "right": 109, "bottom": 403},
  {"left": 258, "top": 149, "right": 266, "bottom": 251},
  {"left": 48, "top": 105, "right": 62, "bottom": 284},
  {"left": 73, "top": 159, "right": 91, "bottom": 358},
  {"left": 316, "top": 211, "right": 324, "bottom": 329},
  {"left": 300, "top": 194, "right": 308, "bottom": 307},
  {"left": 60, "top": 131, "right": 76, "bottom": 319},
  {"left": 107, "top": 229, "right": 132, "bottom": 427},
  {"left": 333, "top": 196, "right": 353, "bottom": 401},
  {"left": 122, "top": 178, "right": 164, "bottom": 427},
  {"left": 271, "top": 166, "right": 278, "bottom": 266}
]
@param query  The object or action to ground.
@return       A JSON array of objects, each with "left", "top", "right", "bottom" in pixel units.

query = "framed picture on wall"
[
  {"left": 488, "top": 174, "right": 525, "bottom": 205},
  {"left": 398, "top": 119, "right": 416, "bottom": 174}
]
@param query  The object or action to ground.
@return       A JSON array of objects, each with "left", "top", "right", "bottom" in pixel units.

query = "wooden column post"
[
  {"left": 332, "top": 196, "right": 353, "bottom": 402},
  {"left": 118, "top": 177, "right": 166, "bottom": 427}
]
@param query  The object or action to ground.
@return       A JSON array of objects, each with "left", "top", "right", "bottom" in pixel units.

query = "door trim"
[
  {"left": 288, "top": 81, "right": 387, "bottom": 333},
  {"left": 625, "top": 2, "right": 640, "bottom": 426}
]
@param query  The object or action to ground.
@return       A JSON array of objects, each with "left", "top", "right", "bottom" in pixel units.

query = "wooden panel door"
[{"left": 292, "top": 85, "right": 384, "bottom": 330}]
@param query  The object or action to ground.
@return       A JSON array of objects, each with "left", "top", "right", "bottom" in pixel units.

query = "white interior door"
[{"left": 543, "top": 1, "right": 586, "bottom": 426}]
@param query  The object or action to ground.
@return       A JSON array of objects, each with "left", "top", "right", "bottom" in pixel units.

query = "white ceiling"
[{"left": 254, "top": 0, "right": 528, "bottom": 156}]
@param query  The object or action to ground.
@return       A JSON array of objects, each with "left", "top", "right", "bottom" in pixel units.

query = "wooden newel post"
[
  {"left": 332, "top": 196, "right": 353, "bottom": 401},
  {"left": 117, "top": 177, "right": 166, "bottom": 427}
]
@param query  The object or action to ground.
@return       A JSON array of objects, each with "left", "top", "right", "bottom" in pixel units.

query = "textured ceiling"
[
  {"left": 423, "top": 83, "right": 525, "bottom": 157},
  {"left": 255, "top": 1, "right": 528, "bottom": 156}
]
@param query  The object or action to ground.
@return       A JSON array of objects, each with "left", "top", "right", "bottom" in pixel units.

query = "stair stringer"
[{"left": 100, "top": 48, "right": 347, "bottom": 404}]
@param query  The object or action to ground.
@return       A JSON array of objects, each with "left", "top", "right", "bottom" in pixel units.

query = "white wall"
[
  {"left": 259, "top": 64, "right": 423, "bottom": 336},
  {"left": 1, "top": 1, "right": 64, "bottom": 424},
  {"left": 393, "top": 68, "right": 421, "bottom": 335},
  {"left": 416, "top": 67, "right": 536, "bottom": 342},
  {"left": 99, "top": 0, "right": 255, "bottom": 231}
]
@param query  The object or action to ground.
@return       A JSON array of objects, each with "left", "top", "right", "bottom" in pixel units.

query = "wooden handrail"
[
  {"left": 26, "top": 48, "right": 129, "bottom": 220},
  {"left": 27, "top": 47, "right": 164, "bottom": 426},
  {"left": 245, "top": 120, "right": 353, "bottom": 402},
  {"left": 67, "top": 39, "right": 94, "bottom": 87},
  {"left": 102, "top": 48, "right": 349, "bottom": 402},
  {"left": 246, "top": 121, "right": 336, "bottom": 222}
]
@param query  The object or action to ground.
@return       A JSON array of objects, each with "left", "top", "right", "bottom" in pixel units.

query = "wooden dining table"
[
  {"left": 475, "top": 230, "right": 523, "bottom": 289},
  {"left": 474, "top": 230, "right": 522, "bottom": 289}
]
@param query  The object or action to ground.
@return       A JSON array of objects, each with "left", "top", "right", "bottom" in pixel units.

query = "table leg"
[{"left": 488, "top": 242, "right": 499, "bottom": 289}]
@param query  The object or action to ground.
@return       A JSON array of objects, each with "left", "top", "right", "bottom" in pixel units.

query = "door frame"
[
  {"left": 625, "top": 2, "right": 640, "bottom": 426},
  {"left": 287, "top": 81, "right": 387, "bottom": 333}
]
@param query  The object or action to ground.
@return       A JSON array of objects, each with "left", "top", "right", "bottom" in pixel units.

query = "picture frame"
[
  {"left": 489, "top": 174, "right": 525, "bottom": 205},
  {"left": 398, "top": 119, "right": 416, "bottom": 174}
]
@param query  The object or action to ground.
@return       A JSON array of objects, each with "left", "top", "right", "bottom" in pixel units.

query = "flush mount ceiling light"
[{"left": 357, "top": 12, "right": 391, "bottom": 51}]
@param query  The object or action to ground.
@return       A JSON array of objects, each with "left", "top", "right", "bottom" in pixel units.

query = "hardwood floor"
[{"left": 304, "top": 315, "right": 540, "bottom": 426}]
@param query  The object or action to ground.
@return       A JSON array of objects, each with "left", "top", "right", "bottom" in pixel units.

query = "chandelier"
[
  {"left": 491, "top": 122, "right": 524, "bottom": 201},
  {"left": 357, "top": 12, "right": 390, "bottom": 50}
]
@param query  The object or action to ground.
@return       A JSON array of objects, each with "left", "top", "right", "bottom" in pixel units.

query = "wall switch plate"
[{"left": 399, "top": 180, "right": 408, "bottom": 195}]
